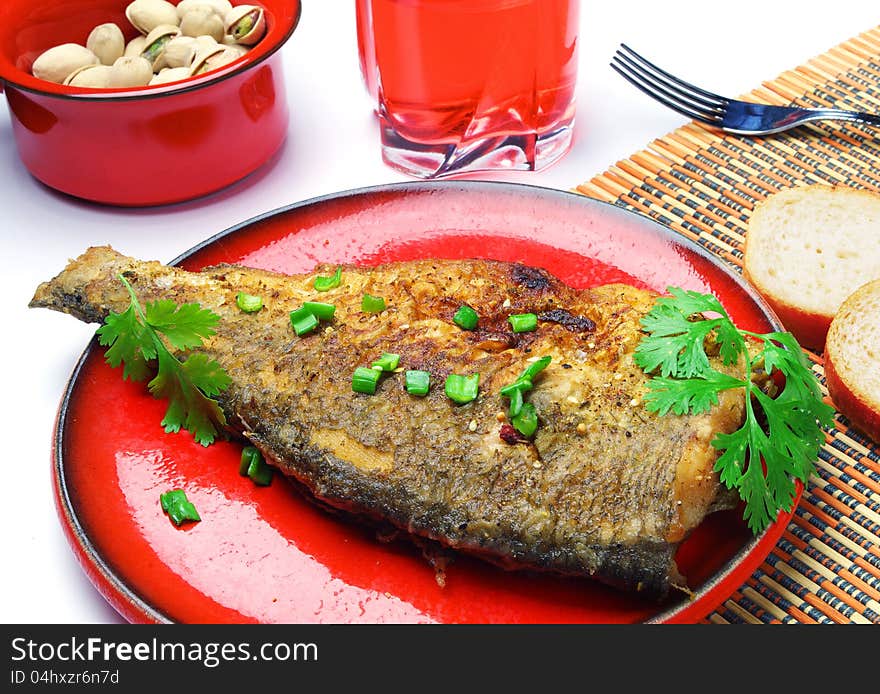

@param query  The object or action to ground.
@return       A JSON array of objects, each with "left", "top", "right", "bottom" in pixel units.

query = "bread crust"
[
  {"left": 741, "top": 268, "right": 831, "bottom": 351},
  {"left": 823, "top": 278, "right": 880, "bottom": 445},
  {"left": 824, "top": 355, "right": 880, "bottom": 444}
]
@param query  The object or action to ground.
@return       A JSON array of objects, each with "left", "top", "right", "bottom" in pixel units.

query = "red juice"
[{"left": 357, "top": 0, "right": 580, "bottom": 177}]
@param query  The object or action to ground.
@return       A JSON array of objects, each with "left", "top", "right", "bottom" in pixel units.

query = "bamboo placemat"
[{"left": 577, "top": 27, "right": 880, "bottom": 624}]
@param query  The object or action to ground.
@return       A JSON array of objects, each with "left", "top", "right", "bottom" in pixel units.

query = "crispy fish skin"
[{"left": 31, "top": 246, "right": 745, "bottom": 599}]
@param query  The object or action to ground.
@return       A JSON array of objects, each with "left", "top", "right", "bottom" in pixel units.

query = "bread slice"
[
  {"left": 743, "top": 185, "right": 880, "bottom": 351},
  {"left": 824, "top": 278, "right": 880, "bottom": 444}
]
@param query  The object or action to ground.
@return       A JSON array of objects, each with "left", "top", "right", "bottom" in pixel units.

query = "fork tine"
[
  {"left": 613, "top": 51, "right": 722, "bottom": 113},
  {"left": 618, "top": 44, "right": 727, "bottom": 107},
  {"left": 610, "top": 56, "right": 723, "bottom": 126},
  {"left": 612, "top": 55, "right": 719, "bottom": 118}
]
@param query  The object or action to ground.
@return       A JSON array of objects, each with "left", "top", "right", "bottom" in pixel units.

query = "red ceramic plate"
[{"left": 54, "top": 181, "right": 795, "bottom": 624}]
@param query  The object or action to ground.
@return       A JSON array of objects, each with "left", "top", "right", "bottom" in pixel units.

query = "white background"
[{"left": 2, "top": 1, "right": 876, "bottom": 623}]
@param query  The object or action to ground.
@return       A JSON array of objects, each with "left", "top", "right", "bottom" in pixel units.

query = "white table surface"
[{"left": 3, "top": 1, "right": 875, "bottom": 624}]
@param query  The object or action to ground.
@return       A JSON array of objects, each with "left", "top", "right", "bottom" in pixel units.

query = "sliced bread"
[
  {"left": 743, "top": 185, "right": 880, "bottom": 351},
  {"left": 824, "top": 278, "right": 880, "bottom": 444}
]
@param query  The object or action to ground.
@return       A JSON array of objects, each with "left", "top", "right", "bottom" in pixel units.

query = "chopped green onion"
[
  {"left": 314, "top": 266, "right": 342, "bottom": 292},
  {"left": 508, "top": 386, "right": 524, "bottom": 418},
  {"left": 405, "top": 370, "right": 431, "bottom": 396},
  {"left": 290, "top": 306, "right": 320, "bottom": 336},
  {"left": 290, "top": 301, "right": 335, "bottom": 336},
  {"left": 511, "top": 402, "right": 538, "bottom": 438},
  {"left": 499, "top": 356, "right": 551, "bottom": 436},
  {"left": 508, "top": 313, "right": 538, "bottom": 333},
  {"left": 236, "top": 292, "right": 263, "bottom": 313},
  {"left": 499, "top": 378, "right": 533, "bottom": 397},
  {"left": 303, "top": 301, "right": 336, "bottom": 321},
  {"left": 521, "top": 355, "right": 552, "bottom": 380},
  {"left": 352, "top": 366, "right": 382, "bottom": 394},
  {"left": 239, "top": 446, "right": 273, "bottom": 486},
  {"left": 371, "top": 352, "right": 400, "bottom": 372},
  {"left": 453, "top": 304, "right": 479, "bottom": 330},
  {"left": 239, "top": 445, "right": 260, "bottom": 476},
  {"left": 160, "top": 489, "right": 201, "bottom": 526},
  {"left": 445, "top": 373, "right": 480, "bottom": 405},
  {"left": 362, "top": 293, "right": 386, "bottom": 313}
]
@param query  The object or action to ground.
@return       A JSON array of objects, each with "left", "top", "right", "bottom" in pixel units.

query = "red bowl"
[{"left": 0, "top": 0, "right": 301, "bottom": 206}]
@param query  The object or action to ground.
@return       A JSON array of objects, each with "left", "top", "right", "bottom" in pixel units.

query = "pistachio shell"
[
  {"left": 180, "top": 6, "right": 226, "bottom": 42},
  {"left": 108, "top": 56, "right": 154, "bottom": 87},
  {"left": 32, "top": 43, "right": 100, "bottom": 84},
  {"left": 123, "top": 35, "right": 147, "bottom": 58},
  {"left": 149, "top": 66, "right": 192, "bottom": 86},
  {"left": 140, "top": 23, "right": 181, "bottom": 68},
  {"left": 189, "top": 43, "right": 224, "bottom": 74},
  {"left": 125, "top": 0, "right": 180, "bottom": 35},
  {"left": 63, "top": 64, "right": 114, "bottom": 88},
  {"left": 192, "top": 35, "right": 219, "bottom": 53},
  {"left": 158, "top": 36, "right": 197, "bottom": 69},
  {"left": 222, "top": 44, "right": 249, "bottom": 59},
  {"left": 143, "top": 23, "right": 182, "bottom": 45},
  {"left": 225, "top": 5, "right": 265, "bottom": 46},
  {"left": 189, "top": 44, "right": 241, "bottom": 76},
  {"left": 176, "top": 0, "right": 232, "bottom": 21},
  {"left": 86, "top": 23, "right": 125, "bottom": 66}
]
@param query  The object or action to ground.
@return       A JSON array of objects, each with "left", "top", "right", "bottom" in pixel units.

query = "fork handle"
[
  {"left": 792, "top": 107, "right": 880, "bottom": 129},
  {"left": 723, "top": 102, "right": 880, "bottom": 135}
]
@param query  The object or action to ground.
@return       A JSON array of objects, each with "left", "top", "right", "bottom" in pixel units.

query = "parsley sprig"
[
  {"left": 634, "top": 287, "right": 834, "bottom": 534},
  {"left": 96, "top": 275, "right": 232, "bottom": 446}
]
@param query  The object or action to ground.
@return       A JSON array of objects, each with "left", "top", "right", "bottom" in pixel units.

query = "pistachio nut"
[
  {"left": 125, "top": 0, "right": 180, "bottom": 35},
  {"left": 63, "top": 64, "right": 114, "bottom": 88},
  {"left": 123, "top": 35, "right": 148, "bottom": 58},
  {"left": 158, "top": 36, "right": 198, "bottom": 69},
  {"left": 86, "top": 24, "right": 125, "bottom": 66},
  {"left": 32, "top": 43, "right": 100, "bottom": 84},
  {"left": 225, "top": 5, "right": 265, "bottom": 46},
  {"left": 176, "top": 0, "right": 233, "bottom": 21},
  {"left": 149, "top": 66, "right": 192, "bottom": 86},
  {"left": 108, "top": 56, "right": 154, "bottom": 88},
  {"left": 192, "top": 35, "right": 219, "bottom": 53},
  {"left": 189, "top": 44, "right": 241, "bottom": 76},
  {"left": 180, "top": 6, "right": 226, "bottom": 42},
  {"left": 140, "top": 23, "right": 182, "bottom": 69},
  {"left": 222, "top": 44, "right": 249, "bottom": 59}
]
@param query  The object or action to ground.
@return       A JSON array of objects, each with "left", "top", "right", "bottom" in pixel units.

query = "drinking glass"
[{"left": 356, "top": 0, "right": 580, "bottom": 178}]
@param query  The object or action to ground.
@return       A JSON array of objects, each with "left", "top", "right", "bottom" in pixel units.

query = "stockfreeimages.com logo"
[{"left": 11, "top": 636, "right": 318, "bottom": 669}]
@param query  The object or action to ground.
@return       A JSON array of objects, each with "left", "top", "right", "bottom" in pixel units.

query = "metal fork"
[{"left": 610, "top": 43, "right": 880, "bottom": 136}]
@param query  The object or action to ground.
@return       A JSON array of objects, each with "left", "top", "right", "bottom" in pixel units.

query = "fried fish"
[{"left": 31, "top": 246, "right": 746, "bottom": 599}]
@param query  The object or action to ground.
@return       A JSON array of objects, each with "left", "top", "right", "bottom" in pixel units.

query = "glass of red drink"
[{"left": 356, "top": 0, "right": 580, "bottom": 178}]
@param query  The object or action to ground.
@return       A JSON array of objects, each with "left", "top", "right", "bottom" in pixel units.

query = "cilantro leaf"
[
  {"left": 149, "top": 349, "right": 229, "bottom": 447},
  {"left": 636, "top": 287, "right": 831, "bottom": 535},
  {"left": 714, "top": 319, "right": 744, "bottom": 367},
  {"left": 636, "top": 304, "right": 716, "bottom": 377},
  {"left": 658, "top": 286, "right": 730, "bottom": 318},
  {"left": 711, "top": 413, "right": 778, "bottom": 534},
  {"left": 659, "top": 287, "right": 745, "bottom": 369},
  {"left": 98, "top": 275, "right": 231, "bottom": 446},
  {"left": 96, "top": 304, "right": 156, "bottom": 382},
  {"left": 144, "top": 299, "right": 221, "bottom": 351},
  {"left": 711, "top": 391, "right": 813, "bottom": 535},
  {"left": 643, "top": 371, "right": 745, "bottom": 416},
  {"left": 635, "top": 285, "right": 746, "bottom": 379}
]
